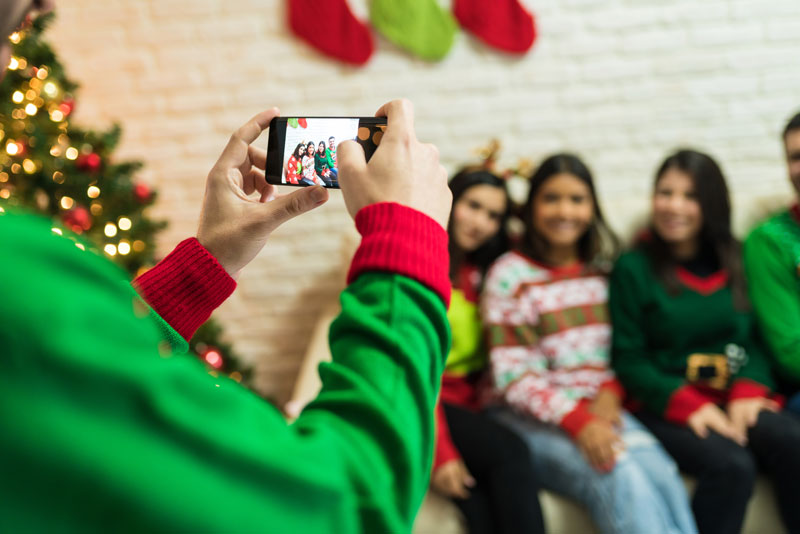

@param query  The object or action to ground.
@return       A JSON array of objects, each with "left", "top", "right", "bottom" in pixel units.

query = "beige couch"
[{"left": 286, "top": 305, "right": 787, "bottom": 534}]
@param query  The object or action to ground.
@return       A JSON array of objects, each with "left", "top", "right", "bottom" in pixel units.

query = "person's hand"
[
  {"left": 726, "top": 397, "right": 779, "bottom": 445},
  {"left": 589, "top": 389, "right": 622, "bottom": 428},
  {"left": 196, "top": 108, "right": 329, "bottom": 278},
  {"left": 337, "top": 99, "right": 451, "bottom": 229},
  {"left": 431, "top": 459, "right": 476, "bottom": 500},
  {"left": 687, "top": 403, "right": 746, "bottom": 445},
  {"left": 576, "top": 419, "right": 622, "bottom": 472}
]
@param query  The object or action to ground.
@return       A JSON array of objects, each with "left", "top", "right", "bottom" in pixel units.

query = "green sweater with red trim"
[
  {"left": 0, "top": 204, "right": 450, "bottom": 533},
  {"left": 744, "top": 207, "right": 800, "bottom": 386},
  {"left": 609, "top": 249, "right": 775, "bottom": 424}
]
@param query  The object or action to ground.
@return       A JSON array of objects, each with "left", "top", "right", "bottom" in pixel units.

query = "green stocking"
[{"left": 370, "top": 0, "right": 458, "bottom": 61}]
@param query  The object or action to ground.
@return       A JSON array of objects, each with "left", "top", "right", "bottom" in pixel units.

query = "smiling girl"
[
  {"left": 483, "top": 154, "right": 695, "bottom": 534},
  {"left": 432, "top": 168, "right": 544, "bottom": 534},
  {"left": 609, "top": 149, "right": 800, "bottom": 534}
]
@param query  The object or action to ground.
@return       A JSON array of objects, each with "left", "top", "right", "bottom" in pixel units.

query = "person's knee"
[{"left": 705, "top": 445, "right": 757, "bottom": 489}]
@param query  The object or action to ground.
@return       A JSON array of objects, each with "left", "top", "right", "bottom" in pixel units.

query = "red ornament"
[
  {"left": 133, "top": 183, "right": 151, "bottom": 203},
  {"left": 298, "top": 118, "right": 308, "bottom": 128},
  {"left": 201, "top": 347, "right": 224, "bottom": 370},
  {"left": 76, "top": 152, "right": 102, "bottom": 172},
  {"left": 59, "top": 97, "right": 75, "bottom": 117},
  {"left": 61, "top": 206, "right": 92, "bottom": 233}
]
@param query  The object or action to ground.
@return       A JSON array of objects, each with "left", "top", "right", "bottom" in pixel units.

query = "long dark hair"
[
  {"left": 292, "top": 143, "right": 305, "bottom": 159},
  {"left": 641, "top": 149, "right": 748, "bottom": 309},
  {"left": 317, "top": 141, "right": 327, "bottom": 154},
  {"left": 518, "top": 153, "right": 619, "bottom": 268},
  {"left": 448, "top": 168, "right": 512, "bottom": 282}
]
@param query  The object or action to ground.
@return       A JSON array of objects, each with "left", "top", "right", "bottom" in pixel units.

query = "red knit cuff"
[
  {"left": 599, "top": 378, "right": 625, "bottom": 400},
  {"left": 347, "top": 202, "right": 450, "bottom": 307},
  {"left": 729, "top": 378, "right": 770, "bottom": 402},
  {"left": 433, "top": 402, "right": 462, "bottom": 471},
  {"left": 132, "top": 238, "right": 236, "bottom": 341},
  {"left": 665, "top": 385, "right": 714, "bottom": 425},
  {"left": 560, "top": 399, "right": 597, "bottom": 439}
]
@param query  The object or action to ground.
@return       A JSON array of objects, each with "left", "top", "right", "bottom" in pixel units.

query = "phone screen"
[{"left": 266, "top": 117, "right": 387, "bottom": 189}]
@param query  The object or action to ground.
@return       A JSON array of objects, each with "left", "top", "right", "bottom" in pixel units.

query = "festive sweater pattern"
[
  {"left": 609, "top": 248, "right": 775, "bottom": 424},
  {"left": 744, "top": 206, "right": 800, "bottom": 385},
  {"left": 482, "top": 251, "right": 621, "bottom": 438},
  {"left": 301, "top": 154, "right": 317, "bottom": 182},
  {"left": 0, "top": 203, "right": 451, "bottom": 533},
  {"left": 286, "top": 155, "right": 302, "bottom": 184}
]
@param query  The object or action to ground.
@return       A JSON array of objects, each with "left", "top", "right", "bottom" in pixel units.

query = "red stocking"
[
  {"left": 453, "top": 0, "right": 536, "bottom": 54},
  {"left": 288, "top": 0, "right": 374, "bottom": 66}
]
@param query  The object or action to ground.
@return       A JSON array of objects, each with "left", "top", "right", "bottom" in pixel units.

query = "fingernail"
[{"left": 310, "top": 186, "right": 326, "bottom": 204}]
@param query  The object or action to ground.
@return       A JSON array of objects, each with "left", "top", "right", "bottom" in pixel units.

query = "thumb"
[
  {"left": 337, "top": 140, "right": 367, "bottom": 186},
  {"left": 265, "top": 186, "right": 328, "bottom": 226}
]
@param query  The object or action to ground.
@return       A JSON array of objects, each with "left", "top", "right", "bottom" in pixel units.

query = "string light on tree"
[{"left": 0, "top": 12, "right": 250, "bottom": 386}]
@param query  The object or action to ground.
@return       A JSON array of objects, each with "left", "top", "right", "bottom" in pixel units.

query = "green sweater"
[
  {"left": 744, "top": 208, "right": 800, "bottom": 385},
  {"left": 0, "top": 211, "right": 449, "bottom": 533},
  {"left": 609, "top": 249, "right": 774, "bottom": 419}
]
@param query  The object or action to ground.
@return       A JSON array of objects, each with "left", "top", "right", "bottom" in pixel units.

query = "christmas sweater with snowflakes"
[
  {"left": 609, "top": 248, "right": 776, "bottom": 425},
  {"left": 744, "top": 205, "right": 800, "bottom": 386},
  {"left": 482, "top": 250, "right": 623, "bottom": 438}
]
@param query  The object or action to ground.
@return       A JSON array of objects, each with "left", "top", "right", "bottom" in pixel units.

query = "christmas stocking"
[
  {"left": 454, "top": 0, "right": 536, "bottom": 54},
  {"left": 370, "top": 0, "right": 458, "bottom": 62},
  {"left": 288, "top": 0, "right": 374, "bottom": 66}
]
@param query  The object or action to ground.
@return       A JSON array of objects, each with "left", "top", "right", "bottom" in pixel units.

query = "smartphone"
[{"left": 266, "top": 116, "right": 388, "bottom": 189}]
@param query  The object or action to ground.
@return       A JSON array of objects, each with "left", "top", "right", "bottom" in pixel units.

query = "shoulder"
[
  {"left": 612, "top": 248, "right": 650, "bottom": 277},
  {"left": 484, "top": 251, "right": 550, "bottom": 295},
  {"left": 745, "top": 210, "right": 794, "bottom": 250}
]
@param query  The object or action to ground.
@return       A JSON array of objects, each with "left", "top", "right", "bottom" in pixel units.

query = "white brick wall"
[{"left": 46, "top": 0, "right": 800, "bottom": 402}]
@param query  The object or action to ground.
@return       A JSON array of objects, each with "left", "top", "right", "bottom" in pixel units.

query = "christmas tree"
[{"left": 0, "top": 13, "right": 251, "bottom": 384}]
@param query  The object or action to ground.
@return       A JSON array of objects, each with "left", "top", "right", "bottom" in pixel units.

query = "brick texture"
[{"left": 46, "top": 0, "right": 800, "bottom": 404}]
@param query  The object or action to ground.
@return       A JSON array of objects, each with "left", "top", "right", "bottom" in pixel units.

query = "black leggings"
[
  {"left": 636, "top": 409, "right": 800, "bottom": 534},
  {"left": 442, "top": 403, "right": 544, "bottom": 534}
]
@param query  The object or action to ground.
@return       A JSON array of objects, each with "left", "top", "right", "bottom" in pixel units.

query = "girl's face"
[
  {"left": 451, "top": 184, "right": 507, "bottom": 252},
  {"left": 307, "top": 143, "right": 315, "bottom": 155},
  {"left": 318, "top": 143, "right": 326, "bottom": 154},
  {"left": 652, "top": 168, "right": 702, "bottom": 247},
  {"left": 296, "top": 145, "right": 305, "bottom": 157},
  {"left": 531, "top": 173, "right": 594, "bottom": 251}
]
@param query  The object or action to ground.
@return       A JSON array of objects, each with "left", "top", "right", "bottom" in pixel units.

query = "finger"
[
  {"left": 216, "top": 108, "right": 280, "bottom": 171},
  {"left": 689, "top": 419, "right": 709, "bottom": 439},
  {"left": 337, "top": 140, "right": 367, "bottom": 186},
  {"left": 746, "top": 406, "right": 760, "bottom": 428},
  {"left": 374, "top": 99, "right": 415, "bottom": 140},
  {"left": 242, "top": 167, "right": 261, "bottom": 196},
  {"left": 248, "top": 145, "right": 267, "bottom": 170},
  {"left": 764, "top": 399, "right": 780, "bottom": 413},
  {"left": 259, "top": 182, "right": 277, "bottom": 203},
  {"left": 461, "top": 467, "right": 476, "bottom": 488},
  {"left": 263, "top": 185, "right": 328, "bottom": 227}
]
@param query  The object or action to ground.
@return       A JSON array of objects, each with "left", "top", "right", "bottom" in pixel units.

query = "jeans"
[
  {"left": 442, "top": 403, "right": 545, "bottom": 534},
  {"left": 493, "top": 409, "right": 697, "bottom": 534},
  {"left": 637, "top": 409, "right": 800, "bottom": 534}
]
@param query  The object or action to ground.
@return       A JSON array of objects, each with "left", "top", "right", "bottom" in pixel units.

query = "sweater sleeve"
[
  {"left": 744, "top": 226, "right": 800, "bottom": 382},
  {"left": 482, "top": 259, "right": 598, "bottom": 438},
  {"left": 0, "top": 206, "right": 450, "bottom": 533},
  {"left": 433, "top": 401, "right": 462, "bottom": 470},
  {"left": 132, "top": 237, "right": 236, "bottom": 341},
  {"left": 609, "top": 254, "right": 712, "bottom": 424}
]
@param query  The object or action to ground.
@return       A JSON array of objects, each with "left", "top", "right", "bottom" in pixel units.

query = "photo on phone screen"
[{"left": 266, "top": 117, "right": 387, "bottom": 189}]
